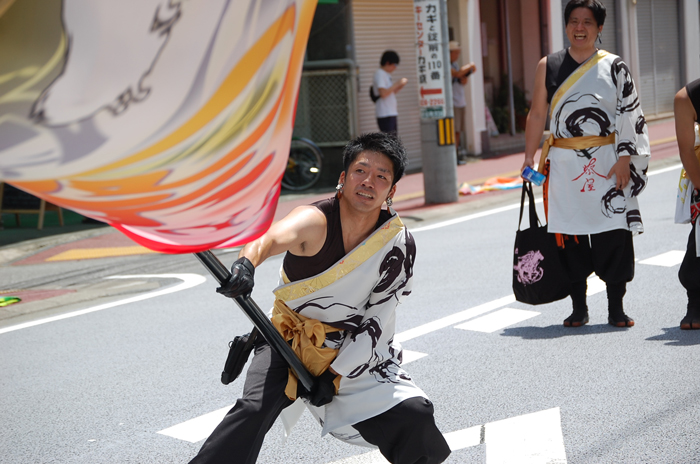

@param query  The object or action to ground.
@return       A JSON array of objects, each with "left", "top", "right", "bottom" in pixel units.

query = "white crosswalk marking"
[
  {"left": 158, "top": 405, "right": 232, "bottom": 443},
  {"left": 586, "top": 275, "right": 606, "bottom": 295},
  {"left": 327, "top": 408, "right": 566, "bottom": 464},
  {"left": 639, "top": 250, "right": 685, "bottom": 267},
  {"left": 455, "top": 308, "right": 540, "bottom": 333},
  {"left": 326, "top": 425, "right": 482, "bottom": 464},
  {"left": 485, "top": 408, "right": 567, "bottom": 464},
  {"left": 395, "top": 295, "right": 516, "bottom": 342},
  {"left": 401, "top": 349, "right": 428, "bottom": 364}
]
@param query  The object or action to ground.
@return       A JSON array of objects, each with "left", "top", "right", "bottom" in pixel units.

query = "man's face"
[
  {"left": 565, "top": 7, "right": 602, "bottom": 51},
  {"left": 339, "top": 151, "right": 396, "bottom": 214},
  {"left": 450, "top": 49, "right": 460, "bottom": 62}
]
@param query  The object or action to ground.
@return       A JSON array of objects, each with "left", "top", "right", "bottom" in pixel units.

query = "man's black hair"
[
  {"left": 564, "top": 0, "right": 606, "bottom": 26},
  {"left": 342, "top": 132, "right": 407, "bottom": 185},
  {"left": 380, "top": 50, "right": 400, "bottom": 67}
]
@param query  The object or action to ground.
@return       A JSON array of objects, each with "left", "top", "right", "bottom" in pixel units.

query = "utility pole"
[{"left": 413, "top": 0, "right": 458, "bottom": 204}]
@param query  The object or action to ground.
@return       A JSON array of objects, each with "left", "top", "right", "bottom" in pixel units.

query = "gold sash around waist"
[
  {"left": 271, "top": 299, "right": 342, "bottom": 400},
  {"left": 537, "top": 133, "right": 617, "bottom": 173}
]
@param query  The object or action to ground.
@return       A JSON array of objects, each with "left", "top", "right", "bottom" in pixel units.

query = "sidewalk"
[{"left": 0, "top": 118, "right": 681, "bottom": 267}]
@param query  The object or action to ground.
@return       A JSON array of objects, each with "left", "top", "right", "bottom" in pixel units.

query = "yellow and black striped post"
[{"left": 436, "top": 117, "right": 454, "bottom": 146}]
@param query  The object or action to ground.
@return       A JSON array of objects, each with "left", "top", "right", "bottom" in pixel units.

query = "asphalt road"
[{"left": 2, "top": 160, "right": 699, "bottom": 464}]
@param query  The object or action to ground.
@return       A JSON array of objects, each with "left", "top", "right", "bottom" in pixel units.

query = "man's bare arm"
[
  {"left": 238, "top": 205, "right": 327, "bottom": 267},
  {"left": 378, "top": 78, "right": 408, "bottom": 98},
  {"left": 522, "top": 57, "right": 549, "bottom": 172},
  {"left": 675, "top": 87, "right": 700, "bottom": 187}
]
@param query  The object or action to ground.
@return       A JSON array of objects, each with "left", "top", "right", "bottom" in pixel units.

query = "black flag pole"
[{"left": 194, "top": 250, "right": 315, "bottom": 391}]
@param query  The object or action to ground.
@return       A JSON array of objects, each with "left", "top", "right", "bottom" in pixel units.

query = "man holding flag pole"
[{"left": 190, "top": 132, "right": 450, "bottom": 464}]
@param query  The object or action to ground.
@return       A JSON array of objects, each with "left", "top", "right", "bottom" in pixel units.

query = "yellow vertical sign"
[{"left": 437, "top": 118, "right": 454, "bottom": 145}]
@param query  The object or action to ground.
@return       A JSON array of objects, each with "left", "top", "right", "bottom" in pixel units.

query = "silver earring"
[
  {"left": 386, "top": 197, "right": 393, "bottom": 206},
  {"left": 336, "top": 183, "right": 344, "bottom": 191},
  {"left": 597, "top": 32, "right": 602, "bottom": 44}
]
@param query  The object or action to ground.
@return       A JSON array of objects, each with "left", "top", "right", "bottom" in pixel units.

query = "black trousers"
[
  {"left": 377, "top": 116, "right": 398, "bottom": 135},
  {"left": 558, "top": 229, "right": 635, "bottom": 284},
  {"left": 679, "top": 223, "right": 700, "bottom": 305},
  {"left": 190, "top": 341, "right": 450, "bottom": 464}
]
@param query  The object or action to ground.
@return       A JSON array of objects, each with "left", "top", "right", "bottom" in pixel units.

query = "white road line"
[
  {"left": 0, "top": 274, "right": 207, "bottom": 335},
  {"left": 639, "top": 250, "right": 685, "bottom": 267},
  {"left": 586, "top": 275, "right": 606, "bottom": 295},
  {"left": 395, "top": 295, "right": 516, "bottom": 343},
  {"left": 444, "top": 425, "right": 483, "bottom": 451},
  {"left": 158, "top": 404, "right": 232, "bottom": 443},
  {"left": 327, "top": 408, "right": 566, "bottom": 464},
  {"left": 455, "top": 308, "right": 540, "bottom": 333},
  {"left": 647, "top": 163, "right": 682, "bottom": 176},
  {"left": 401, "top": 350, "right": 428, "bottom": 364},
  {"left": 411, "top": 202, "right": 527, "bottom": 233},
  {"left": 485, "top": 407, "right": 567, "bottom": 464}
]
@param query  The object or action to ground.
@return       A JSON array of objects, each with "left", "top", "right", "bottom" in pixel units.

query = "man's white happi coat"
[
  {"left": 274, "top": 209, "right": 426, "bottom": 446},
  {"left": 546, "top": 50, "right": 650, "bottom": 235}
]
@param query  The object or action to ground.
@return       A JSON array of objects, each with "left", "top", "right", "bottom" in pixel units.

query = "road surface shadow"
[
  {"left": 500, "top": 323, "right": 629, "bottom": 339},
  {"left": 646, "top": 326, "right": 700, "bottom": 346}
]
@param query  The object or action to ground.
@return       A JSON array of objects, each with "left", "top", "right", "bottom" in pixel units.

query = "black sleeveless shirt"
[
  {"left": 687, "top": 78, "right": 700, "bottom": 123},
  {"left": 545, "top": 49, "right": 583, "bottom": 104},
  {"left": 282, "top": 196, "right": 392, "bottom": 282}
]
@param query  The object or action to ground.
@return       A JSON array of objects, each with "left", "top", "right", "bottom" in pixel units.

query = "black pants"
[
  {"left": 679, "top": 223, "right": 700, "bottom": 305},
  {"left": 558, "top": 229, "right": 635, "bottom": 285},
  {"left": 190, "top": 341, "right": 450, "bottom": 464},
  {"left": 377, "top": 116, "right": 398, "bottom": 135}
]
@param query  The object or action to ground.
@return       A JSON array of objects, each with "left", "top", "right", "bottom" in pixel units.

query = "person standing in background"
[
  {"left": 674, "top": 78, "right": 700, "bottom": 330},
  {"left": 449, "top": 41, "right": 476, "bottom": 165},
  {"left": 373, "top": 50, "right": 408, "bottom": 135},
  {"left": 521, "top": 0, "right": 650, "bottom": 328}
]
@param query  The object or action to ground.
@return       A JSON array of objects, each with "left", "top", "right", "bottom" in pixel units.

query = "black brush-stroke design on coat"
[
  {"left": 346, "top": 317, "right": 384, "bottom": 379},
  {"left": 635, "top": 115, "right": 647, "bottom": 134},
  {"left": 601, "top": 186, "right": 627, "bottom": 218},
  {"left": 628, "top": 163, "right": 646, "bottom": 197},
  {"left": 555, "top": 93, "right": 611, "bottom": 159},
  {"left": 371, "top": 231, "right": 416, "bottom": 305},
  {"left": 295, "top": 296, "right": 363, "bottom": 331},
  {"left": 611, "top": 58, "right": 635, "bottom": 98},
  {"left": 612, "top": 59, "right": 641, "bottom": 114},
  {"left": 626, "top": 209, "right": 642, "bottom": 227},
  {"left": 616, "top": 140, "right": 637, "bottom": 157},
  {"left": 369, "top": 359, "right": 412, "bottom": 384}
]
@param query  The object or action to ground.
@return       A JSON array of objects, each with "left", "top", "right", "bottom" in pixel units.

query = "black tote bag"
[{"left": 512, "top": 182, "right": 571, "bottom": 305}]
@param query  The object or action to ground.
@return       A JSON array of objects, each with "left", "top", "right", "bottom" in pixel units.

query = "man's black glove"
[
  {"left": 300, "top": 369, "right": 338, "bottom": 407},
  {"left": 216, "top": 257, "right": 255, "bottom": 300}
]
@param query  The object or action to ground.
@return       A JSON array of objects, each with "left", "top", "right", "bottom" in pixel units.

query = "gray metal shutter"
[
  {"left": 561, "top": 0, "right": 618, "bottom": 55},
  {"left": 352, "top": 0, "right": 423, "bottom": 171},
  {"left": 636, "top": 0, "right": 681, "bottom": 116}
]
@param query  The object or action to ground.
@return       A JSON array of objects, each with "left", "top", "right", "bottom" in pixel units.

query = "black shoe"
[
  {"left": 608, "top": 312, "right": 634, "bottom": 327},
  {"left": 680, "top": 309, "right": 700, "bottom": 330},
  {"left": 563, "top": 312, "right": 589, "bottom": 327}
]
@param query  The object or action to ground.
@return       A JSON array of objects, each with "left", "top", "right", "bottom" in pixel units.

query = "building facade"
[{"left": 297, "top": 0, "right": 700, "bottom": 170}]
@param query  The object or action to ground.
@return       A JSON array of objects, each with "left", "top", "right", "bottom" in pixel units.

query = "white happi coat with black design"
[
  {"left": 546, "top": 50, "right": 650, "bottom": 235},
  {"left": 273, "top": 209, "right": 426, "bottom": 446}
]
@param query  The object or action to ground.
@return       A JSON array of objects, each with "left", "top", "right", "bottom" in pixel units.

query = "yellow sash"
[
  {"left": 271, "top": 299, "right": 342, "bottom": 400},
  {"left": 537, "top": 133, "right": 617, "bottom": 173},
  {"left": 538, "top": 50, "right": 613, "bottom": 173}
]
